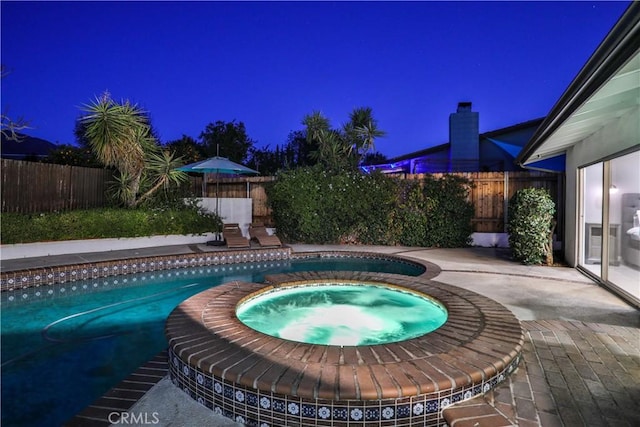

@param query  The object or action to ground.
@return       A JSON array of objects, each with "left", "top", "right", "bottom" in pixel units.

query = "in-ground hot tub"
[
  {"left": 166, "top": 270, "right": 523, "bottom": 426},
  {"left": 236, "top": 282, "right": 448, "bottom": 346}
]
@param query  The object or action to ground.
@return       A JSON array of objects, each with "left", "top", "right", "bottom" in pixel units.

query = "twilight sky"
[{"left": 0, "top": 1, "right": 632, "bottom": 158}]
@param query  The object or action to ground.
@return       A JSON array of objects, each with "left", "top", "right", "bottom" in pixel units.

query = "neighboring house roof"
[
  {"left": 487, "top": 138, "right": 522, "bottom": 158},
  {"left": 387, "top": 142, "right": 449, "bottom": 163},
  {"left": 0, "top": 133, "right": 57, "bottom": 160},
  {"left": 517, "top": 1, "right": 640, "bottom": 166},
  {"left": 481, "top": 117, "right": 544, "bottom": 139},
  {"left": 383, "top": 117, "right": 544, "bottom": 165}
]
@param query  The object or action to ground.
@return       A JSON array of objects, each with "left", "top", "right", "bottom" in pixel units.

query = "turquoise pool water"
[
  {"left": 237, "top": 284, "right": 447, "bottom": 346},
  {"left": 1, "top": 257, "right": 424, "bottom": 426}
]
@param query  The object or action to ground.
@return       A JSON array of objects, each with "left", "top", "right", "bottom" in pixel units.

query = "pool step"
[{"left": 64, "top": 351, "right": 168, "bottom": 427}]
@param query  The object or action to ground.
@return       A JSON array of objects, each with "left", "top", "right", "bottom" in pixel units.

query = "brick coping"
[{"left": 166, "top": 271, "right": 524, "bottom": 426}]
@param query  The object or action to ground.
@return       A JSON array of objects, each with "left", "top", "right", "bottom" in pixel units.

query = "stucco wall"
[
  {"left": 564, "top": 106, "right": 640, "bottom": 266},
  {"left": 0, "top": 233, "right": 218, "bottom": 260},
  {"left": 196, "top": 198, "right": 253, "bottom": 237}
]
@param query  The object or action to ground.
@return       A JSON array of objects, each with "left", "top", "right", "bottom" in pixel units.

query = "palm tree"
[
  {"left": 344, "top": 107, "right": 386, "bottom": 163},
  {"left": 302, "top": 111, "right": 330, "bottom": 144},
  {"left": 302, "top": 108, "right": 386, "bottom": 170},
  {"left": 80, "top": 93, "right": 158, "bottom": 206},
  {"left": 136, "top": 150, "right": 189, "bottom": 205},
  {"left": 303, "top": 111, "right": 351, "bottom": 170}
]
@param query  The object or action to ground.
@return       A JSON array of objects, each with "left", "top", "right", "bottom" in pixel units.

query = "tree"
[
  {"left": 73, "top": 119, "right": 90, "bottom": 148},
  {"left": 361, "top": 151, "right": 389, "bottom": 166},
  {"left": 1, "top": 65, "right": 30, "bottom": 141},
  {"left": 79, "top": 92, "right": 187, "bottom": 207},
  {"left": 302, "top": 107, "right": 386, "bottom": 170},
  {"left": 164, "top": 135, "right": 205, "bottom": 164},
  {"left": 284, "top": 130, "right": 316, "bottom": 168},
  {"left": 47, "top": 144, "right": 101, "bottom": 167},
  {"left": 79, "top": 93, "right": 154, "bottom": 206},
  {"left": 344, "top": 107, "right": 386, "bottom": 163},
  {"left": 302, "top": 111, "right": 350, "bottom": 170},
  {"left": 247, "top": 145, "right": 282, "bottom": 175},
  {"left": 199, "top": 120, "right": 255, "bottom": 163},
  {"left": 136, "top": 150, "right": 189, "bottom": 205}
]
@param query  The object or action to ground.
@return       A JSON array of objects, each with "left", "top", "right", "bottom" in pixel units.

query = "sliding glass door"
[
  {"left": 607, "top": 151, "right": 640, "bottom": 301},
  {"left": 579, "top": 151, "right": 640, "bottom": 305}
]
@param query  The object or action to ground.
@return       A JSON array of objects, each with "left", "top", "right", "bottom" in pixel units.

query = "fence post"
[{"left": 503, "top": 171, "right": 509, "bottom": 232}]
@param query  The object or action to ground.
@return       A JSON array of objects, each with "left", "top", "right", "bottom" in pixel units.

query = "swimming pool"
[{"left": 1, "top": 255, "right": 425, "bottom": 427}]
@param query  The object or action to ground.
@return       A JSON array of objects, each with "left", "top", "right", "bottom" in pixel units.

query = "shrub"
[
  {"left": 267, "top": 166, "right": 474, "bottom": 247},
  {"left": 394, "top": 181, "right": 430, "bottom": 246},
  {"left": 266, "top": 165, "right": 325, "bottom": 243},
  {"left": 0, "top": 203, "right": 221, "bottom": 245},
  {"left": 507, "top": 187, "right": 556, "bottom": 265},
  {"left": 393, "top": 175, "right": 474, "bottom": 247},
  {"left": 267, "top": 165, "right": 397, "bottom": 244}
]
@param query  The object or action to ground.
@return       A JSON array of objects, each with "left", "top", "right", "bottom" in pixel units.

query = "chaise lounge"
[
  {"left": 249, "top": 223, "right": 283, "bottom": 248},
  {"left": 222, "top": 223, "right": 250, "bottom": 249}
]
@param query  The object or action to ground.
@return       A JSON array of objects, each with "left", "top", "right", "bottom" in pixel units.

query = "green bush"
[
  {"left": 507, "top": 187, "right": 556, "bottom": 265},
  {"left": 0, "top": 203, "right": 222, "bottom": 244},
  {"left": 393, "top": 175, "right": 474, "bottom": 247},
  {"left": 266, "top": 166, "right": 324, "bottom": 243},
  {"left": 267, "top": 166, "right": 473, "bottom": 247},
  {"left": 267, "top": 165, "right": 397, "bottom": 244}
]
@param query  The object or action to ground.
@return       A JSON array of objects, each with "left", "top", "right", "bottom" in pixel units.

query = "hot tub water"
[{"left": 236, "top": 283, "right": 448, "bottom": 346}]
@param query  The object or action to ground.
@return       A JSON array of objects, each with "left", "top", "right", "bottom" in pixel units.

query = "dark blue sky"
[{"left": 1, "top": 1, "right": 631, "bottom": 158}]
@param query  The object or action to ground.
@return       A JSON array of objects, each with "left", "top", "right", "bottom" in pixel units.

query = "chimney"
[{"left": 449, "top": 102, "right": 479, "bottom": 171}]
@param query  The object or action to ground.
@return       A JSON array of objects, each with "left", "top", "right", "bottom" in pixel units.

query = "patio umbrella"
[{"left": 177, "top": 155, "right": 259, "bottom": 211}]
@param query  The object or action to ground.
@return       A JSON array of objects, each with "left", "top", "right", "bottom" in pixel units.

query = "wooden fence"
[
  {"left": 1, "top": 160, "right": 562, "bottom": 234},
  {"left": 404, "top": 171, "right": 563, "bottom": 234},
  {"left": 1, "top": 159, "right": 114, "bottom": 213},
  {"left": 192, "top": 171, "right": 562, "bottom": 233},
  {"left": 189, "top": 175, "right": 276, "bottom": 225}
]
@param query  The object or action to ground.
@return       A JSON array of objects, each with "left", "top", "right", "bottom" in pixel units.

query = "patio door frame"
[
  {"left": 577, "top": 159, "right": 617, "bottom": 280},
  {"left": 576, "top": 147, "right": 640, "bottom": 307}
]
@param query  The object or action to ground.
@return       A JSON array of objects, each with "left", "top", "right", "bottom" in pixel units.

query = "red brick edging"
[{"left": 166, "top": 271, "right": 524, "bottom": 426}]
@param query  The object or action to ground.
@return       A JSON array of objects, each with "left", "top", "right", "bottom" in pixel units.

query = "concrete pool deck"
[{"left": 3, "top": 244, "right": 639, "bottom": 426}]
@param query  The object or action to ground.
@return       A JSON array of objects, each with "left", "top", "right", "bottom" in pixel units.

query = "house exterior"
[
  {"left": 363, "top": 103, "right": 547, "bottom": 174},
  {"left": 517, "top": 1, "right": 640, "bottom": 307}
]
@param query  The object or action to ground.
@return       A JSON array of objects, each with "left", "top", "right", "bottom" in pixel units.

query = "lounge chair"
[
  {"left": 249, "top": 223, "right": 283, "bottom": 247},
  {"left": 222, "top": 223, "right": 250, "bottom": 248}
]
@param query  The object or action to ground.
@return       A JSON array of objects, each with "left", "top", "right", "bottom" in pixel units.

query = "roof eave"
[{"left": 517, "top": 1, "right": 640, "bottom": 166}]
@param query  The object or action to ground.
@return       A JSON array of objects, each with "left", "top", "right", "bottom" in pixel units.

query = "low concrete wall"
[
  {"left": 471, "top": 232, "right": 561, "bottom": 249},
  {"left": 196, "top": 198, "right": 252, "bottom": 237},
  {"left": 471, "top": 232, "right": 509, "bottom": 248},
  {"left": 0, "top": 233, "right": 217, "bottom": 260}
]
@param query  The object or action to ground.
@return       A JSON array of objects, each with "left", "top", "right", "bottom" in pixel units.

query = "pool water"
[
  {"left": 237, "top": 284, "right": 447, "bottom": 346},
  {"left": 1, "top": 257, "right": 424, "bottom": 427}
]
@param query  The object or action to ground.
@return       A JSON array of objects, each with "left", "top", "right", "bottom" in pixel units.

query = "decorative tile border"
[
  {"left": 0, "top": 250, "right": 439, "bottom": 307},
  {"left": 0, "top": 247, "right": 292, "bottom": 292},
  {"left": 169, "top": 348, "right": 520, "bottom": 426},
  {"left": 0, "top": 260, "right": 293, "bottom": 305},
  {"left": 291, "top": 251, "right": 441, "bottom": 279}
]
